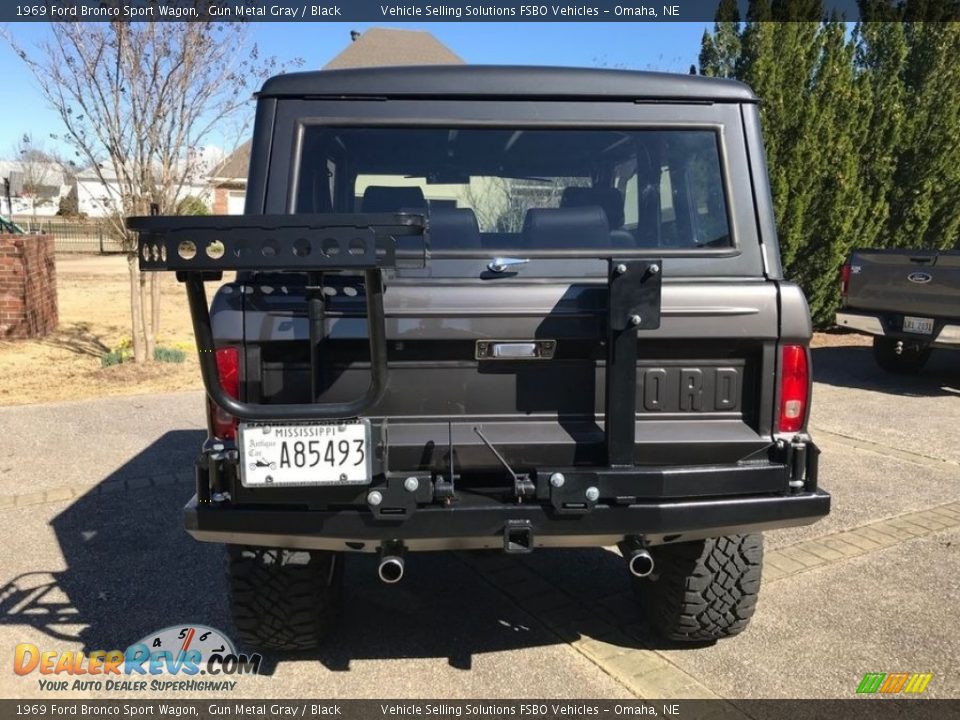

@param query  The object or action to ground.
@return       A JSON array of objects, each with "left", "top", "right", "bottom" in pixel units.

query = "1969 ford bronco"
[{"left": 128, "top": 65, "right": 829, "bottom": 650}]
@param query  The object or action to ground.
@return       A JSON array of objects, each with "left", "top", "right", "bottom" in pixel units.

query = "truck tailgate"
[
  {"left": 847, "top": 248, "right": 960, "bottom": 318},
  {"left": 231, "top": 278, "right": 782, "bottom": 472}
]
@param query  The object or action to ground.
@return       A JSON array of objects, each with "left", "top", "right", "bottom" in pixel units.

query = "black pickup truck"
[
  {"left": 128, "top": 65, "right": 829, "bottom": 650},
  {"left": 837, "top": 247, "right": 960, "bottom": 372}
]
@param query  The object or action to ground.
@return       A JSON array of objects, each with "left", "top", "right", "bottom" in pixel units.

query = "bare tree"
[{"left": 4, "top": 18, "right": 296, "bottom": 362}]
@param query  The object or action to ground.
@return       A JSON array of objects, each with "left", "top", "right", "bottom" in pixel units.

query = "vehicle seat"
[
  {"left": 428, "top": 207, "right": 482, "bottom": 250},
  {"left": 521, "top": 207, "right": 610, "bottom": 250},
  {"left": 361, "top": 186, "right": 426, "bottom": 213},
  {"left": 560, "top": 186, "right": 635, "bottom": 248}
]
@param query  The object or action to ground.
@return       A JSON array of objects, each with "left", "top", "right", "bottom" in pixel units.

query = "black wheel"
[
  {"left": 872, "top": 336, "right": 931, "bottom": 374},
  {"left": 228, "top": 546, "right": 343, "bottom": 651},
  {"left": 635, "top": 534, "right": 763, "bottom": 643}
]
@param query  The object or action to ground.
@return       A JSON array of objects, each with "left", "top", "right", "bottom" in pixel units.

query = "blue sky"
[{"left": 0, "top": 22, "right": 710, "bottom": 158}]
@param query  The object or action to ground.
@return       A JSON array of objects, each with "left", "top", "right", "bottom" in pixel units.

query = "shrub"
[{"left": 154, "top": 346, "right": 186, "bottom": 363}]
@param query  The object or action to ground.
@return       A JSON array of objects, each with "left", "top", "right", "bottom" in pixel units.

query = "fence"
[{"left": 11, "top": 216, "right": 125, "bottom": 253}]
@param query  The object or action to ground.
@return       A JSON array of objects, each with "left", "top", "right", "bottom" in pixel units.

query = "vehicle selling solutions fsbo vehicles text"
[{"left": 376, "top": 5, "right": 673, "bottom": 17}]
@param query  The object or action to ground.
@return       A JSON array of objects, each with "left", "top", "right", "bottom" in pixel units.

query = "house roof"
[
  {"left": 210, "top": 141, "right": 251, "bottom": 182},
  {"left": 259, "top": 65, "right": 756, "bottom": 103},
  {"left": 322, "top": 27, "right": 464, "bottom": 71},
  {"left": 75, "top": 165, "right": 117, "bottom": 181}
]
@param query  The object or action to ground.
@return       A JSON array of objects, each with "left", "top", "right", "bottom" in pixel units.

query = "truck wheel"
[
  {"left": 872, "top": 337, "right": 931, "bottom": 374},
  {"left": 635, "top": 534, "right": 763, "bottom": 642},
  {"left": 228, "top": 546, "right": 343, "bottom": 651}
]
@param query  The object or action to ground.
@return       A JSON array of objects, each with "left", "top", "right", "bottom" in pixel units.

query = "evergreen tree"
[
  {"left": 851, "top": 21, "right": 908, "bottom": 253},
  {"left": 698, "top": 3, "right": 960, "bottom": 324},
  {"left": 699, "top": 0, "right": 741, "bottom": 78},
  {"left": 886, "top": 21, "right": 960, "bottom": 250}
]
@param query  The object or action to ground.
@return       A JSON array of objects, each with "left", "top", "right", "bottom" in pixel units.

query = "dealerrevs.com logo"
[{"left": 14, "top": 625, "right": 262, "bottom": 693}]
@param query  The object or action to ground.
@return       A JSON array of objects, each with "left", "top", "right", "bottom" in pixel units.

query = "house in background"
[
  {"left": 0, "top": 160, "right": 72, "bottom": 218},
  {"left": 75, "top": 164, "right": 213, "bottom": 218},
  {"left": 211, "top": 27, "right": 465, "bottom": 214},
  {"left": 210, "top": 140, "right": 251, "bottom": 215},
  {"left": 323, "top": 27, "right": 464, "bottom": 70}
]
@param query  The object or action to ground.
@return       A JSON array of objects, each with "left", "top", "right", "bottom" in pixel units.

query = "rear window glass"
[{"left": 296, "top": 127, "right": 731, "bottom": 252}]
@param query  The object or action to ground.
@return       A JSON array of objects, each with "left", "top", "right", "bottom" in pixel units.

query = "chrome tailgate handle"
[{"left": 487, "top": 257, "right": 529, "bottom": 273}]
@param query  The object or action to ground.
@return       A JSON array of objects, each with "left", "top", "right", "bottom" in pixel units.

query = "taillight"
[
  {"left": 210, "top": 347, "right": 239, "bottom": 440},
  {"left": 840, "top": 262, "right": 851, "bottom": 303},
  {"left": 777, "top": 345, "right": 809, "bottom": 433}
]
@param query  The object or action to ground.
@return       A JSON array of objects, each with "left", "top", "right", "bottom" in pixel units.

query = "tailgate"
[
  {"left": 238, "top": 277, "right": 781, "bottom": 473},
  {"left": 848, "top": 248, "right": 960, "bottom": 318}
]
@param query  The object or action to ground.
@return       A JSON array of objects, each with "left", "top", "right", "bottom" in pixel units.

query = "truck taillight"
[
  {"left": 777, "top": 345, "right": 809, "bottom": 433},
  {"left": 210, "top": 347, "right": 239, "bottom": 440},
  {"left": 840, "top": 262, "right": 851, "bottom": 302}
]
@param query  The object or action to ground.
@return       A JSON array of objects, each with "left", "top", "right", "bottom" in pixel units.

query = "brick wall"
[
  {"left": 212, "top": 186, "right": 229, "bottom": 215},
  {"left": 212, "top": 182, "right": 246, "bottom": 215},
  {"left": 0, "top": 234, "right": 58, "bottom": 339}
]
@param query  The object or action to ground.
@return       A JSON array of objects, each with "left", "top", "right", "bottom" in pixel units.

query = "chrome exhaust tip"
[
  {"left": 627, "top": 549, "right": 655, "bottom": 578},
  {"left": 378, "top": 541, "right": 406, "bottom": 584},
  {"left": 378, "top": 557, "right": 404, "bottom": 584}
]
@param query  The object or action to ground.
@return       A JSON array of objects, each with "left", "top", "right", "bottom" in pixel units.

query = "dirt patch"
[
  {"left": 810, "top": 329, "right": 873, "bottom": 348},
  {"left": 0, "top": 254, "right": 229, "bottom": 406}
]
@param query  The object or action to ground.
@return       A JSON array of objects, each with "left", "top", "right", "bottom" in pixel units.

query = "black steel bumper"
[{"left": 184, "top": 486, "right": 830, "bottom": 553}]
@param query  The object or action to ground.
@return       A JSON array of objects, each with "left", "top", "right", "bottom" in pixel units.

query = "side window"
[
  {"left": 659, "top": 166, "right": 678, "bottom": 244},
  {"left": 656, "top": 134, "right": 729, "bottom": 248},
  {"left": 614, "top": 158, "right": 638, "bottom": 229},
  {"left": 326, "top": 159, "right": 336, "bottom": 209}
]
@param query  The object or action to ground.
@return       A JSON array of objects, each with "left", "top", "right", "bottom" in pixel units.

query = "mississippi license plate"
[
  {"left": 239, "top": 421, "right": 372, "bottom": 487},
  {"left": 903, "top": 316, "right": 934, "bottom": 335}
]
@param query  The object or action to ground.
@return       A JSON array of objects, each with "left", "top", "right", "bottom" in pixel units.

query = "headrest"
[
  {"left": 361, "top": 186, "right": 426, "bottom": 213},
  {"left": 521, "top": 207, "right": 610, "bottom": 249},
  {"left": 428, "top": 207, "right": 481, "bottom": 250},
  {"left": 560, "top": 186, "right": 625, "bottom": 229}
]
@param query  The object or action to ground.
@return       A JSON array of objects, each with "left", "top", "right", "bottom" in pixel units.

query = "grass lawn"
[{"left": 0, "top": 254, "right": 228, "bottom": 406}]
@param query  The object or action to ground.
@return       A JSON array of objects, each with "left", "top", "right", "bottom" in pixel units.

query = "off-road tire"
[
  {"left": 872, "top": 336, "right": 931, "bottom": 374},
  {"left": 636, "top": 534, "right": 763, "bottom": 642},
  {"left": 228, "top": 546, "right": 343, "bottom": 651}
]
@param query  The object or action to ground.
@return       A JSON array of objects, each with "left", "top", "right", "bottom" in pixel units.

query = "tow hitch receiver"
[{"left": 504, "top": 520, "right": 534, "bottom": 553}]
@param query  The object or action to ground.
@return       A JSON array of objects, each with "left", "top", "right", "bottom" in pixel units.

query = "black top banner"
[{"left": 6, "top": 0, "right": 960, "bottom": 23}]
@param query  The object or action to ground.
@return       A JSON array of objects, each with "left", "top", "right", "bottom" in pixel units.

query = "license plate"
[
  {"left": 238, "top": 421, "right": 372, "bottom": 487},
  {"left": 903, "top": 316, "right": 934, "bottom": 335}
]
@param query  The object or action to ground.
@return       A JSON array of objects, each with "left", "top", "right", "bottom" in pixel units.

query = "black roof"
[{"left": 258, "top": 65, "right": 757, "bottom": 103}]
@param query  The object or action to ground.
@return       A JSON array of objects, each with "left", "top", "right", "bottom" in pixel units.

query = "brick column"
[{"left": 0, "top": 234, "right": 58, "bottom": 339}]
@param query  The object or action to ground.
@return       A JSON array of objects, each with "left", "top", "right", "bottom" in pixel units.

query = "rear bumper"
[
  {"left": 836, "top": 310, "right": 960, "bottom": 346},
  {"left": 185, "top": 458, "right": 831, "bottom": 552}
]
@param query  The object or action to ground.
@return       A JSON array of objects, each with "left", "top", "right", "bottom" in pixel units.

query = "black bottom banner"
[{"left": 0, "top": 699, "right": 955, "bottom": 720}]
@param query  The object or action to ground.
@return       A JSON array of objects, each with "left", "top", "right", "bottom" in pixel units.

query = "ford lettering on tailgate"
[{"left": 638, "top": 364, "right": 743, "bottom": 413}]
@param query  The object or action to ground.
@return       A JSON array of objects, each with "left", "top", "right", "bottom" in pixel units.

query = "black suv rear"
[{"left": 129, "top": 66, "right": 829, "bottom": 650}]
